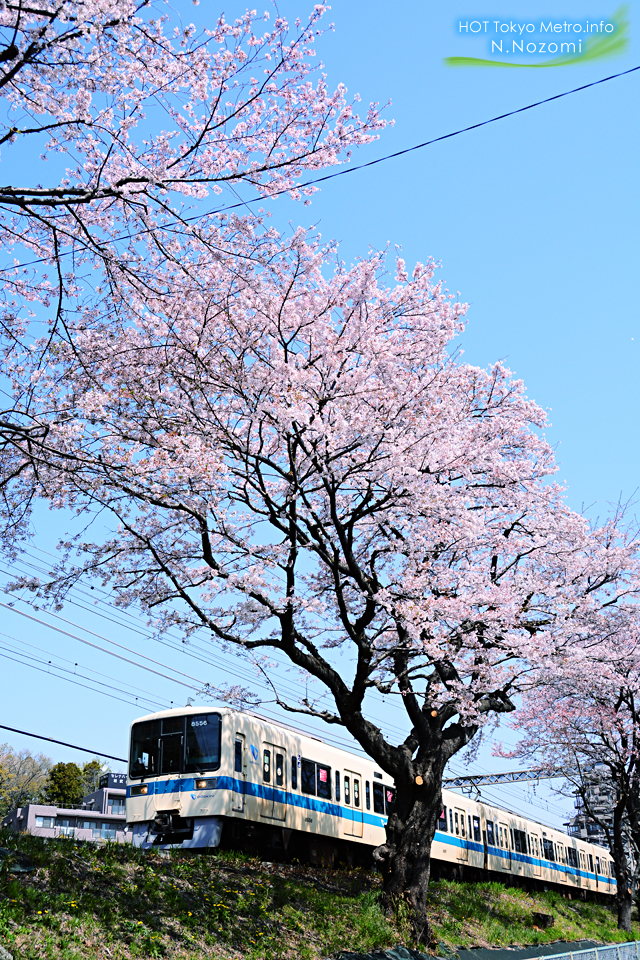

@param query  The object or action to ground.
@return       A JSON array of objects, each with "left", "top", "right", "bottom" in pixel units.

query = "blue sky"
[{"left": 1, "top": 0, "right": 638, "bottom": 829}]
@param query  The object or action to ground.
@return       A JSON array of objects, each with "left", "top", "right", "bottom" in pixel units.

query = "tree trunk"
[
  {"left": 617, "top": 895, "right": 632, "bottom": 932},
  {"left": 374, "top": 773, "right": 443, "bottom": 945}
]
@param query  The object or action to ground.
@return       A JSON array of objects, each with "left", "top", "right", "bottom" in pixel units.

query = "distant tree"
[
  {"left": 43, "top": 762, "right": 85, "bottom": 807},
  {"left": 501, "top": 614, "right": 640, "bottom": 932},
  {"left": 0, "top": 743, "right": 52, "bottom": 816},
  {"left": 81, "top": 760, "right": 103, "bottom": 795}
]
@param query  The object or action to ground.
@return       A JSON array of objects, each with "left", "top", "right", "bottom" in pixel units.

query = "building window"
[
  {"left": 107, "top": 797, "right": 125, "bottom": 816},
  {"left": 57, "top": 819, "right": 75, "bottom": 836},
  {"left": 77, "top": 820, "right": 97, "bottom": 832},
  {"left": 35, "top": 816, "right": 54, "bottom": 829},
  {"left": 92, "top": 822, "right": 117, "bottom": 840}
]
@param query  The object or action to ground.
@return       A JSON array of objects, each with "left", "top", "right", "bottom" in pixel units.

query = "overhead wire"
[
  {"left": 0, "top": 627, "right": 171, "bottom": 708},
  {"left": 0, "top": 722, "right": 126, "bottom": 763},
  {"left": 0, "top": 548, "right": 576, "bottom": 813},
  {"left": 0, "top": 63, "right": 638, "bottom": 275}
]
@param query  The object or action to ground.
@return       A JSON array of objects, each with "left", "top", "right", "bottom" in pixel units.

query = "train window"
[
  {"left": 366, "top": 782, "right": 370, "bottom": 810},
  {"left": 542, "top": 838, "right": 555, "bottom": 861},
  {"left": 301, "top": 759, "right": 316, "bottom": 795},
  {"left": 291, "top": 757, "right": 298, "bottom": 790},
  {"left": 235, "top": 739, "right": 243, "bottom": 773},
  {"left": 472, "top": 816, "right": 481, "bottom": 841},
  {"left": 449, "top": 809, "right": 454, "bottom": 834},
  {"left": 373, "top": 782, "right": 384, "bottom": 814},
  {"left": 335, "top": 771, "right": 340, "bottom": 801},
  {"left": 514, "top": 830, "right": 527, "bottom": 854},
  {"left": 184, "top": 714, "right": 221, "bottom": 774},
  {"left": 455, "top": 812, "right": 460, "bottom": 836},
  {"left": 263, "top": 750, "right": 271, "bottom": 783},
  {"left": 385, "top": 787, "right": 396, "bottom": 813},
  {"left": 486, "top": 821, "right": 495, "bottom": 845},
  {"left": 130, "top": 719, "right": 160, "bottom": 778},
  {"left": 567, "top": 848, "right": 578, "bottom": 868},
  {"left": 535, "top": 837, "right": 539, "bottom": 857},
  {"left": 353, "top": 779, "right": 360, "bottom": 807},
  {"left": 595, "top": 857, "right": 600, "bottom": 874},
  {"left": 275, "top": 753, "right": 284, "bottom": 787},
  {"left": 499, "top": 825, "right": 503, "bottom": 847},
  {"left": 438, "top": 807, "right": 448, "bottom": 832},
  {"left": 468, "top": 816, "right": 473, "bottom": 839},
  {"left": 344, "top": 775, "right": 351, "bottom": 805},
  {"left": 510, "top": 829, "right": 515, "bottom": 849},
  {"left": 588, "top": 854, "right": 594, "bottom": 872},
  {"left": 162, "top": 716, "right": 183, "bottom": 735},
  {"left": 317, "top": 764, "right": 331, "bottom": 800},
  {"left": 527, "top": 835, "right": 531, "bottom": 854},
  {"left": 460, "top": 814, "right": 465, "bottom": 838}
]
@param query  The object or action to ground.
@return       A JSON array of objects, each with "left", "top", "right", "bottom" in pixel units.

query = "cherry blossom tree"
[
  {"left": 3, "top": 230, "right": 639, "bottom": 939},
  {"left": 501, "top": 613, "right": 640, "bottom": 931},
  {"left": 0, "top": 0, "right": 384, "bottom": 538}
]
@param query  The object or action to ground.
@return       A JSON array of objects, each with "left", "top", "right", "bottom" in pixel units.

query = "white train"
[{"left": 126, "top": 706, "right": 616, "bottom": 897}]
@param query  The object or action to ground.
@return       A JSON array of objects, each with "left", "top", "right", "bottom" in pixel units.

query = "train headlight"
[
  {"left": 130, "top": 784, "right": 148, "bottom": 796},
  {"left": 195, "top": 778, "right": 217, "bottom": 790}
]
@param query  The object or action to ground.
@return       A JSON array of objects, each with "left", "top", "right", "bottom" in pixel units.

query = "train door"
[
  {"left": 232, "top": 733, "right": 246, "bottom": 813},
  {"left": 557, "top": 842, "right": 568, "bottom": 882},
  {"left": 499, "top": 822, "right": 511, "bottom": 870},
  {"left": 154, "top": 717, "right": 183, "bottom": 812},
  {"left": 260, "top": 743, "right": 287, "bottom": 821},
  {"left": 453, "top": 807, "right": 469, "bottom": 861},
  {"left": 343, "top": 770, "right": 364, "bottom": 838},
  {"left": 531, "top": 835, "right": 541, "bottom": 877}
]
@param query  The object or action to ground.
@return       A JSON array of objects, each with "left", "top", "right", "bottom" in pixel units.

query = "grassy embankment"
[{"left": 1, "top": 832, "right": 639, "bottom": 959}]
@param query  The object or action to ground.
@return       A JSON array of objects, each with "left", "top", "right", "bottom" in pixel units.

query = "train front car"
[{"left": 127, "top": 708, "right": 225, "bottom": 849}]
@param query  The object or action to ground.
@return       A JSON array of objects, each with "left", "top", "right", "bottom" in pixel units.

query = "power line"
[
  {"left": 204, "top": 64, "right": 640, "bottom": 216},
  {"left": 0, "top": 722, "right": 126, "bottom": 763},
  {"left": 1, "top": 63, "right": 638, "bottom": 275}
]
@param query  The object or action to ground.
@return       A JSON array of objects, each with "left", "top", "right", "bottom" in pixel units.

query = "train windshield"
[
  {"left": 129, "top": 713, "right": 221, "bottom": 779},
  {"left": 184, "top": 714, "right": 221, "bottom": 773},
  {"left": 130, "top": 719, "right": 160, "bottom": 778}
]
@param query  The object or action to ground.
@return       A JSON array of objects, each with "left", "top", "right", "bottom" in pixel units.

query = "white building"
[{"left": 1, "top": 772, "right": 130, "bottom": 844}]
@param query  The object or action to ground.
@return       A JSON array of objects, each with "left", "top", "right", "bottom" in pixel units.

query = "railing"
[{"left": 545, "top": 942, "right": 640, "bottom": 960}]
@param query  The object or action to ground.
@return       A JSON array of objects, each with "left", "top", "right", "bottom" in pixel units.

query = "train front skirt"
[{"left": 130, "top": 815, "right": 223, "bottom": 850}]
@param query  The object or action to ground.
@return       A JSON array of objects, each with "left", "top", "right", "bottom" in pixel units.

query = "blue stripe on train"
[
  {"left": 127, "top": 778, "right": 613, "bottom": 886},
  {"left": 127, "top": 775, "right": 389, "bottom": 829}
]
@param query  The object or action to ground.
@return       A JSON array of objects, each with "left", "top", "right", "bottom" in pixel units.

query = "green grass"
[
  {"left": 426, "top": 880, "right": 640, "bottom": 949},
  {"left": 0, "top": 832, "right": 638, "bottom": 959}
]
